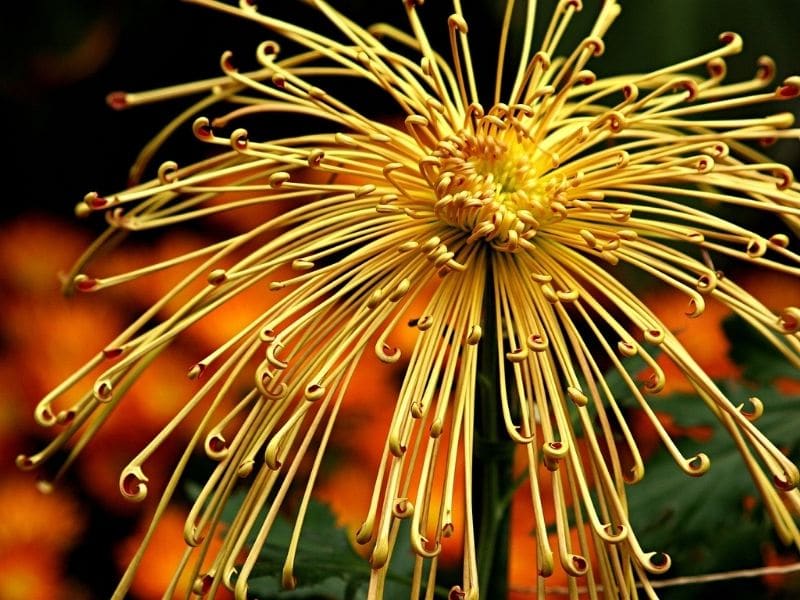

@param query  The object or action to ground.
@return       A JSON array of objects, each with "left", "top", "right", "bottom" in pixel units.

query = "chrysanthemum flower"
[{"left": 20, "top": 0, "right": 800, "bottom": 598}]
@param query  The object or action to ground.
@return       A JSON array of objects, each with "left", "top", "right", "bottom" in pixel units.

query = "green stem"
[{"left": 474, "top": 268, "right": 514, "bottom": 599}]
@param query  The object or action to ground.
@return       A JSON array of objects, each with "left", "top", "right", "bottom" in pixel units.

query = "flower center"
[{"left": 430, "top": 130, "right": 552, "bottom": 252}]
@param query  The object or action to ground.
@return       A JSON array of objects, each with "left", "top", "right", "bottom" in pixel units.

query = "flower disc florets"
[{"left": 430, "top": 107, "right": 554, "bottom": 252}]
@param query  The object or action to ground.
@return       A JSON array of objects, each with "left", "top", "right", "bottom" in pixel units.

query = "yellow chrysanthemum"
[{"left": 20, "top": 1, "right": 800, "bottom": 598}]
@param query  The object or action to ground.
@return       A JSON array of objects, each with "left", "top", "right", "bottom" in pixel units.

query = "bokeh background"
[{"left": 1, "top": 1, "right": 800, "bottom": 598}]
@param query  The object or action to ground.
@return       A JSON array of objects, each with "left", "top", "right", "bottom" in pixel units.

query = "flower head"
[{"left": 20, "top": 0, "right": 800, "bottom": 598}]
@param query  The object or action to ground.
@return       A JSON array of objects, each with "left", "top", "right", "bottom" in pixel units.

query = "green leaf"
[
  {"left": 626, "top": 382, "right": 800, "bottom": 590},
  {"left": 247, "top": 501, "right": 370, "bottom": 599},
  {"left": 242, "top": 500, "right": 428, "bottom": 600},
  {"left": 723, "top": 314, "right": 798, "bottom": 384}
]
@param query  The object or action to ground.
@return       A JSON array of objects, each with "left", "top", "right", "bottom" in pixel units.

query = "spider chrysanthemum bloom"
[{"left": 20, "top": 0, "right": 800, "bottom": 597}]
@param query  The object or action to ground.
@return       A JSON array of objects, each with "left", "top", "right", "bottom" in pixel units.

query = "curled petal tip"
[
  {"left": 234, "top": 579, "right": 249, "bottom": 600},
  {"left": 772, "top": 166, "right": 794, "bottom": 190},
  {"left": 93, "top": 379, "right": 113, "bottom": 401},
  {"left": 746, "top": 237, "right": 767, "bottom": 258},
  {"left": 376, "top": 342, "right": 401, "bottom": 363},
  {"left": 207, "top": 269, "right": 227, "bottom": 286},
  {"left": 264, "top": 442, "right": 283, "bottom": 470},
  {"left": 410, "top": 533, "right": 441, "bottom": 558},
  {"left": 542, "top": 441, "right": 567, "bottom": 470},
  {"left": 696, "top": 272, "right": 718, "bottom": 294},
  {"left": 15, "top": 454, "right": 35, "bottom": 471},
  {"left": 696, "top": 155, "right": 714, "bottom": 173},
  {"left": 106, "top": 91, "right": 129, "bottom": 110},
  {"left": 448, "top": 587, "right": 466, "bottom": 600},
  {"left": 188, "top": 363, "right": 205, "bottom": 380},
  {"left": 645, "top": 552, "right": 672, "bottom": 574},
  {"left": 74, "top": 202, "right": 91, "bottom": 218},
  {"left": 103, "top": 346, "right": 124, "bottom": 359},
  {"left": 601, "top": 523, "right": 627, "bottom": 543},
  {"left": 527, "top": 333, "right": 548, "bottom": 351},
  {"left": 777, "top": 76, "right": 800, "bottom": 99},
  {"left": 678, "top": 79, "right": 699, "bottom": 101},
  {"left": 718, "top": 31, "right": 743, "bottom": 52},
  {"left": 774, "top": 470, "right": 799, "bottom": 491},
  {"left": 707, "top": 57, "right": 727, "bottom": 79},
  {"left": 192, "top": 117, "right": 212, "bottom": 139},
  {"left": 756, "top": 55, "right": 776, "bottom": 82},
  {"left": 281, "top": 567, "right": 297, "bottom": 590},
  {"left": 269, "top": 172, "right": 290, "bottom": 188},
  {"left": 562, "top": 0, "right": 583, "bottom": 11},
  {"left": 567, "top": 386, "right": 588, "bottom": 406},
  {"left": 120, "top": 465, "right": 149, "bottom": 501},
  {"left": 685, "top": 296, "right": 705, "bottom": 318},
  {"left": 779, "top": 307, "right": 800, "bottom": 333},
  {"left": 505, "top": 346, "right": 528, "bottom": 362},
  {"left": 83, "top": 191, "right": 110, "bottom": 210},
  {"left": 231, "top": 128, "right": 249, "bottom": 151},
  {"left": 739, "top": 397, "right": 764, "bottom": 421},
  {"left": 56, "top": 409, "right": 76, "bottom": 425},
  {"left": 307, "top": 149, "right": 324, "bottom": 168},
  {"left": 73, "top": 274, "right": 98, "bottom": 293},
  {"left": 237, "top": 460, "right": 254, "bottom": 478},
  {"left": 582, "top": 35, "right": 605, "bottom": 56},
  {"left": 205, "top": 432, "right": 229, "bottom": 460},
  {"left": 34, "top": 404, "right": 56, "bottom": 427},
  {"left": 769, "top": 233, "right": 790, "bottom": 248},
  {"left": 370, "top": 539, "right": 389, "bottom": 568},
  {"left": 257, "top": 40, "right": 280, "bottom": 59},
  {"left": 644, "top": 328, "right": 665, "bottom": 345},
  {"left": 447, "top": 13, "right": 468, "bottom": 34},
  {"left": 220, "top": 50, "right": 237, "bottom": 73},
  {"left": 157, "top": 160, "right": 179, "bottom": 184},
  {"left": 626, "top": 463, "right": 645, "bottom": 484},
  {"left": 355, "top": 519, "right": 373, "bottom": 545},
  {"left": 564, "top": 553, "right": 588, "bottom": 576},
  {"left": 466, "top": 324, "right": 482, "bottom": 344},
  {"left": 686, "top": 453, "right": 711, "bottom": 476},
  {"left": 392, "top": 498, "right": 414, "bottom": 519},
  {"left": 304, "top": 383, "right": 325, "bottom": 401},
  {"left": 643, "top": 371, "right": 665, "bottom": 394},
  {"left": 193, "top": 573, "right": 214, "bottom": 596}
]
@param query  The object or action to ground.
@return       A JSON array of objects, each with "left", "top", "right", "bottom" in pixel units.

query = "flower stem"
[{"left": 474, "top": 270, "right": 514, "bottom": 598}]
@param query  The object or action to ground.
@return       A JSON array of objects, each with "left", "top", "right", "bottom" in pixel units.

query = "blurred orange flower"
[
  {"left": 0, "top": 550, "right": 62, "bottom": 600},
  {"left": 643, "top": 288, "right": 739, "bottom": 395},
  {"left": 118, "top": 507, "right": 232, "bottom": 600},
  {"left": 0, "top": 475, "right": 86, "bottom": 600}
]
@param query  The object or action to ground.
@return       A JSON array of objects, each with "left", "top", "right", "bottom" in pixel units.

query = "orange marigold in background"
[
  {"left": 743, "top": 271, "right": 800, "bottom": 394},
  {"left": 0, "top": 475, "right": 85, "bottom": 600}
]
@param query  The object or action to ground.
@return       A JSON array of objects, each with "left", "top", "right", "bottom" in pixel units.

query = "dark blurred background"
[{"left": 0, "top": 1, "right": 799, "bottom": 599}]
